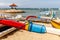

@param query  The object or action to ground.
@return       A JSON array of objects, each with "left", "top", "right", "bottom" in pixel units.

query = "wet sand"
[{"left": 0, "top": 23, "right": 60, "bottom": 40}]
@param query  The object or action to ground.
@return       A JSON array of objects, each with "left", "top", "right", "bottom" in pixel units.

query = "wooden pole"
[{"left": 0, "top": 27, "right": 16, "bottom": 37}]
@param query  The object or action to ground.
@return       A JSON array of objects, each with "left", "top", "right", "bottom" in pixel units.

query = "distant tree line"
[
  {"left": 39, "top": 8, "right": 59, "bottom": 12},
  {"left": 0, "top": 8, "right": 59, "bottom": 11}
]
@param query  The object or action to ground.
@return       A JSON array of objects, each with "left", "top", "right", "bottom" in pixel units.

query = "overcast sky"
[{"left": 0, "top": 0, "right": 60, "bottom": 8}]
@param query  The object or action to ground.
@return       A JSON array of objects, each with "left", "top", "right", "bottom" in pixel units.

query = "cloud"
[
  {"left": 0, "top": 0, "right": 60, "bottom": 8},
  {"left": 0, "top": 3, "right": 6, "bottom": 6},
  {"left": 0, "top": 0, "right": 31, "bottom": 7},
  {"left": 0, "top": 2, "right": 9, "bottom": 6},
  {"left": 19, "top": 0, "right": 60, "bottom": 8}
]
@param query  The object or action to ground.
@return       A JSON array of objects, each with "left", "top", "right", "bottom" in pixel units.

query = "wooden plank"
[{"left": 0, "top": 27, "right": 16, "bottom": 37}]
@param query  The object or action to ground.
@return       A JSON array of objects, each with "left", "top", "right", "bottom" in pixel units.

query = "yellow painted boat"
[{"left": 51, "top": 20, "right": 60, "bottom": 29}]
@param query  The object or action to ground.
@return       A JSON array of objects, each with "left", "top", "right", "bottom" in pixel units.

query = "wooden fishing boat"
[
  {"left": 0, "top": 9, "right": 25, "bottom": 13},
  {"left": 51, "top": 20, "right": 60, "bottom": 29},
  {"left": 32, "top": 16, "right": 51, "bottom": 23},
  {"left": 18, "top": 16, "right": 52, "bottom": 23},
  {"left": 0, "top": 3, "right": 25, "bottom": 13}
]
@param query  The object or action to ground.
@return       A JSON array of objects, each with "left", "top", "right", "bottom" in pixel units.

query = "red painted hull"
[{"left": 0, "top": 20, "right": 25, "bottom": 29}]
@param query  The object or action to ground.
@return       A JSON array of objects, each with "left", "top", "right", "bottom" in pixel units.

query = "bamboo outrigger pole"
[{"left": 0, "top": 27, "right": 16, "bottom": 37}]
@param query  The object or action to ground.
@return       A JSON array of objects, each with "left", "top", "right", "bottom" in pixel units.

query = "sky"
[{"left": 0, "top": 0, "right": 60, "bottom": 8}]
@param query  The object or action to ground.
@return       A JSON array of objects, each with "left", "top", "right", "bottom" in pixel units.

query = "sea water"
[{"left": 0, "top": 8, "right": 60, "bottom": 18}]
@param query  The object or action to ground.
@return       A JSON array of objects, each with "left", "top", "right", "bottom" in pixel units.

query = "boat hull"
[
  {"left": 0, "top": 10, "right": 25, "bottom": 13},
  {"left": 51, "top": 20, "right": 60, "bottom": 29}
]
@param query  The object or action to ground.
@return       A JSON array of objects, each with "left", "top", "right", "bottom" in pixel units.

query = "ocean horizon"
[{"left": 0, "top": 8, "right": 60, "bottom": 18}]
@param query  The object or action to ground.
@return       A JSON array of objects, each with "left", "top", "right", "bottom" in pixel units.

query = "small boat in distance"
[
  {"left": 0, "top": 9, "right": 25, "bottom": 13},
  {"left": 0, "top": 3, "right": 25, "bottom": 13}
]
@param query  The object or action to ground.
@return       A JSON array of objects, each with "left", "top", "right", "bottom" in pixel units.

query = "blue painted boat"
[{"left": 28, "top": 21, "right": 46, "bottom": 33}]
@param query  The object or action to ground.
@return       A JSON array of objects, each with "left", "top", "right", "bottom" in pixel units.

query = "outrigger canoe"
[
  {"left": 19, "top": 16, "right": 52, "bottom": 23},
  {"left": 51, "top": 20, "right": 60, "bottom": 29},
  {"left": 0, "top": 9, "right": 25, "bottom": 13}
]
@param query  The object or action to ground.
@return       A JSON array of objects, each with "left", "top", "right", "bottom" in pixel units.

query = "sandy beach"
[
  {"left": 0, "top": 0, "right": 59, "bottom": 40},
  {"left": 0, "top": 23, "right": 60, "bottom": 40},
  {"left": 0, "top": 30, "right": 60, "bottom": 40}
]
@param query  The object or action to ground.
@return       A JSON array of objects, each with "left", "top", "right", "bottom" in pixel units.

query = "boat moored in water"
[
  {"left": 0, "top": 3, "right": 25, "bottom": 13},
  {"left": 0, "top": 9, "right": 25, "bottom": 13}
]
